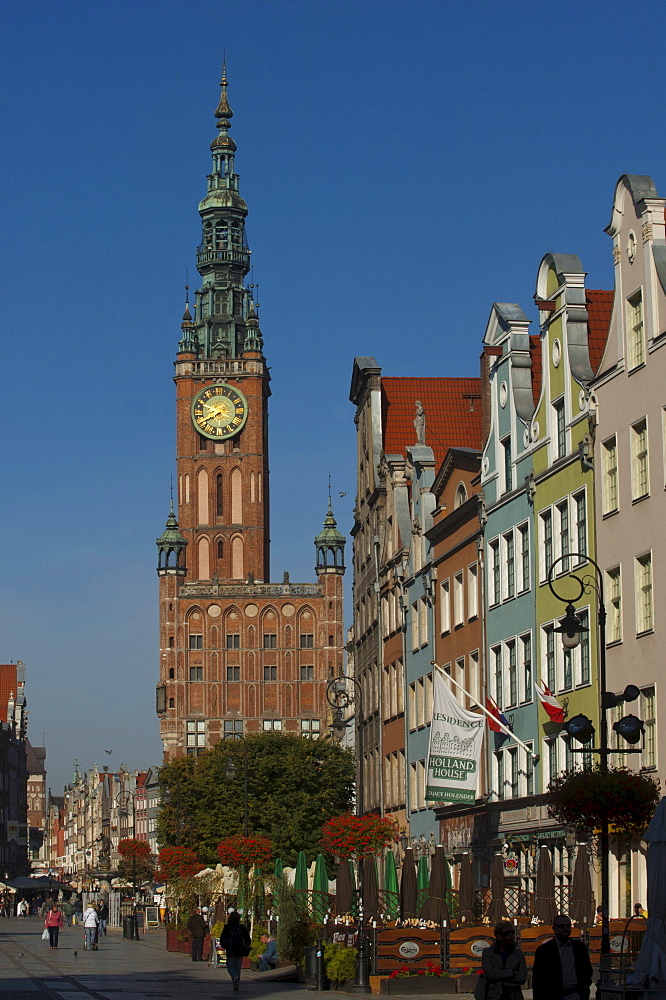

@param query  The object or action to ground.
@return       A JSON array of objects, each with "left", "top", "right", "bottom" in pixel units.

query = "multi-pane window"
[
  {"left": 548, "top": 739, "right": 558, "bottom": 783},
  {"left": 508, "top": 641, "right": 517, "bottom": 707},
  {"left": 557, "top": 501, "right": 570, "bottom": 571},
  {"left": 607, "top": 567, "right": 622, "bottom": 644},
  {"left": 502, "top": 436, "right": 512, "bottom": 493},
  {"left": 636, "top": 553, "right": 653, "bottom": 633},
  {"left": 521, "top": 633, "right": 532, "bottom": 702},
  {"left": 440, "top": 580, "right": 451, "bottom": 634},
  {"left": 631, "top": 418, "right": 649, "bottom": 500},
  {"left": 602, "top": 436, "right": 619, "bottom": 514},
  {"left": 301, "top": 719, "right": 321, "bottom": 739},
  {"left": 189, "top": 634, "right": 203, "bottom": 649},
  {"left": 628, "top": 291, "right": 645, "bottom": 369},
  {"left": 496, "top": 752, "right": 505, "bottom": 800},
  {"left": 467, "top": 564, "right": 478, "bottom": 619},
  {"left": 226, "top": 634, "right": 240, "bottom": 649},
  {"left": 641, "top": 687, "right": 656, "bottom": 769},
  {"left": 579, "top": 611, "right": 590, "bottom": 685},
  {"left": 186, "top": 720, "right": 206, "bottom": 753},
  {"left": 263, "top": 719, "right": 282, "bottom": 731},
  {"left": 300, "top": 634, "right": 314, "bottom": 648},
  {"left": 263, "top": 634, "right": 277, "bottom": 648},
  {"left": 300, "top": 665, "right": 314, "bottom": 680},
  {"left": 419, "top": 597, "right": 428, "bottom": 644},
  {"left": 563, "top": 648, "right": 572, "bottom": 690},
  {"left": 263, "top": 665, "right": 277, "bottom": 680},
  {"left": 541, "top": 510, "right": 553, "bottom": 580},
  {"left": 518, "top": 523, "right": 530, "bottom": 592},
  {"left": 554, "top": 398, "right": 566, "bottom": 459},
  {"left": 411, "top": 603, "right": 419, "bottom": 651},
  {"left": 224, "top": 720, "right": 243, "bottom": 737},
  {"left": 574, "top": 492, "right": 587, "bottom": 561},
  {"left": 525, "top": 745, "right": 534, "bottom": 796},
  {"left": 505, "top": 533, "right": 515, "bottom": 599},
  {"left": 510, "top": 748, "right": 519, "bottom": 798},
  {"left": 490, "top": 540, "right": 500, "bottom": 605},
  {"left": 546, "top": 626, "right": 556, "bottom": 689},
  {"left": 494, "top": 646, "right": 503, "bottom": 708},
  {"left": 454, "top": 573, "right": 464, "bottom": 626},
  {"left": 189, "top": 666, "right": 203, "bottom": 681},
  {"left": 226, "top": 665, "right": 240, "bottom": 681}
]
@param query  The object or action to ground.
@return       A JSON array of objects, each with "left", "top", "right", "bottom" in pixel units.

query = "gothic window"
[
  {"left": 216, "top": 474, "right": 223, "bottom": 517},
  {"left": 198, "top": 536, "right": 210, "bottom": 580},
  {"left": 231, "top": 469, "right": 242, "bottom": 523},
  {"left": 168, "top": 668, "right": 175, "bottom": 679},
  {"left": 231, "top": 535, "right": 243, "bottom": 579},
  {"left": 204, "top": 222, "right": 213, "bottom": 249},
  {"left": 217, "top": 539, "right": 224, "bottom": 559},
  {"left": 197, "top": 468, "right": 209, "bottom": 525},
  {"left": 250, "top": 471, "right": 256, "bottom": 503},
  {"left": 232, "top": 430, "right": 242, "bottom": 452}
]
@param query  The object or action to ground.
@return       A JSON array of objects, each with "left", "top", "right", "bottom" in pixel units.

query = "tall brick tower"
[{"left": 156, "top": 68, "right": 345, "bottom": 759}]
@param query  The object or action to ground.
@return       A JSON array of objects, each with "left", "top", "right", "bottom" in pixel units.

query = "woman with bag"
[
  {"left": 44, "top": 903, "right": 64, "bottom": 949},
  {"left": 219, "top": 910, "right": 251, "bottom": 991},
  {"left": 475, "top": 922, "right": 527, "bottom": 1000}
]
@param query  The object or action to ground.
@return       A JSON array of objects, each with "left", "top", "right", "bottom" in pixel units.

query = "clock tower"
[{"left": 156, "top": 68, "right": 345, "bottom": 759}]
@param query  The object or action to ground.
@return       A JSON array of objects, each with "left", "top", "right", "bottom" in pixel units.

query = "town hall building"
[{"left": 155, "top": 68, "right": 345, "bottom": 759}]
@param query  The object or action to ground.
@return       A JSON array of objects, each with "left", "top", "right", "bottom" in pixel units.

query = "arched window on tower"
[
  {"left": 250, "top": 471, "right": 256, "bottom": 503},
  {"left": 204, "top": 221, "right": 213, "bottom": 250},
  {"left": 231, "top": 469, "right": 242, "bottom": 523},
  {"left": 455, "top": 482, "right": 468, "bottom": 508},
  {"left": 231, "top": 535, "right": 244, "bottom": 579},
  {"left": 216, "top": 474, "right": 223, "bottom": 517},
  {"left": 198, "top": 536, "right": 210, "bottom": 580},
  {"left": 217, "top": 539, "right": 224, "bottom": 560},
  {"left": 197, "top": 468, "right": 209, "bottom": 525}
]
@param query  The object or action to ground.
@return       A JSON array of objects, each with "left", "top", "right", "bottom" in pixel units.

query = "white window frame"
[
  {"left": 517, "top": 522, "right": 530, "bottom": 593},
  {"left": 627, "top": 290, "right": 645, "bottom": 370},
  {"left": 453, "top": 572, "right": 464, "bottom": 626},
  {"left": 467, "top": 563, "right": 478, "bottom": 620},
  {"left": 641, "top": 686, "right": 656, "bottom": 771},
  {"left": 631, "top": 417, "right": 649, "bottom": 502},
  {"left": 602, "top": 435, "right": 619, "bottom": 515},
  {"left": 635, "top": 551, "right": 654, "bottom": 635},
  {"left": 606, "top": 566, "right": 622, "bottom": 645},
  {"left": 440, "top": 579, "right": 451, "bottom": 635}
]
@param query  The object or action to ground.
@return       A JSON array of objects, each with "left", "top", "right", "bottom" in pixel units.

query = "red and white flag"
[
  {"left": 486, "top": 696, "right": 511, "bottom": 733},
  {"left": 534, "top": 680, "right": 565, "bottom": 724}
]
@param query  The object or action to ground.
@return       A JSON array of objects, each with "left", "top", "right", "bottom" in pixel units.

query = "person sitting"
[
  {"left": 633, "top": 902, "right": 648, "bottom": 918},
  {"left": 258, "top": 933, "right": 278, "bottom": 971}
]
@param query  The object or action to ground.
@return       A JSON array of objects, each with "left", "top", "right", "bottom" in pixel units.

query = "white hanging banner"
[{"left": 425, "top": 673, "right": 484, "bottom": 804}]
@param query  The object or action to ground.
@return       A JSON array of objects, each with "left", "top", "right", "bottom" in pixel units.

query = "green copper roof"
[
  {"left": 156, "top": 501, "right": 187, "bottom": 551},
  {"left": 315, "top": 503, "right": 346, "bottom": 547}
]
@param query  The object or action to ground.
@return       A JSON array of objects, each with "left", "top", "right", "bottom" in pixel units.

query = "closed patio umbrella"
[
  {"left": 383, "top": 851, "right": 399, "bottom": 919},
  {"left": 400, "top": 847, "right": 417, "bottom": 919},
  {"left": 458, "top": 852, "right": 474, "bottom": 922},
  {"left": 335, "top": 858, "right": 353, "bottom": 916},
  {"left": 487, "top": 853, "right": 505, "bottom": 923},
  {"left": 534, "top": 846, "right": 557, "bottom": 925},
  {"left": 417, "top": 855, "right": 430, "bottom": 913},
  {"left": 569, "top": 845, "right": 595, "bottom": 927},
  {"left": 312, "top": 853, "right": 330, "bottom": 921},
  {"left": 362, "top": 856, "right": 379, "bottom": 918},
  {"left": 294, "top": 850, "right": 308, "bottom": 911},
  {"left": 421, "top": 846, "right": 450, "bottom": 925},
  {"left": 273, "top": 858, "right": 284, "bottom": 879},
  {"left": 632, "top": 798, "right": 666, "bottom": 983}
]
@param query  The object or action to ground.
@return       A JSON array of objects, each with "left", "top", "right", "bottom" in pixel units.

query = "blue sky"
[{"left": 1, "top": 0, "right": 665, "bottom": 796}]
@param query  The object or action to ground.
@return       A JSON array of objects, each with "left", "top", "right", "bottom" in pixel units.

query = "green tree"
[{"left": 158, "top": 732, "right": 354, "bottom": 865}]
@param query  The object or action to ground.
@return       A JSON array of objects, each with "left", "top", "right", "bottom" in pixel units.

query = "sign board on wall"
[{"left": 426, "top": 673, "right": 484, "bottom": 804}]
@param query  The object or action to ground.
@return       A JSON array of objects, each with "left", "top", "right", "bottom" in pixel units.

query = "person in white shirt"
[{"left": 82, "top": 905, "right": 99, "bottom": 951}]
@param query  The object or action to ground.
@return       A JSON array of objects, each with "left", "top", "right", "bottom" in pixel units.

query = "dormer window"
[
  {"left": 628, "top": 291, "right": 645, "bottom": 370},
  {"left": 455, "top": 483, "right": 468, "bottom": 507}
]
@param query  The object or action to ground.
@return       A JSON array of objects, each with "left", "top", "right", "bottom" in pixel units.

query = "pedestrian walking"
[
  {"left": 97, "top": 900, "right": 109, "bottom": 935},
  {"left": 62, "top": 899, "right": 74, "bottom": 926},
  {"left": 44, "top": 903, "right": 64, "bottom": 949},
  {"left": 532, "top": 914, "right": 593, "bottom": 1000},
  {"left": 219, "top": 910, "right": 251, "bottom": 991},
  {"left": 187, "top": 906, "right": 207, "bottom": 962},
  {"left": 476, "top": 921, "right": 527, "bottom": 1000},
  {"left": 82, "top": 903, "right": 99, "bottom": 951},
  {"left": 16, "top": 898, "right": 28, "bottom": 918}
]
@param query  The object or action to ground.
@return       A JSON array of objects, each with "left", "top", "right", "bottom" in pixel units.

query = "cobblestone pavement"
[{"left": 0, "top": 917, "right": 306, "bottom": 1000}]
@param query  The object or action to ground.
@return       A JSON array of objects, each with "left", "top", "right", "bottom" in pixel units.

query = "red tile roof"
[
  {"left": 587, "top": 289, "right": 614, "bottom": 374},
  {"left": 381, "top": 377, "right": 483, "bottom": 467},
  {"left": 0, "top": 665, "right": 18, "bottom": 723},
  {"left": 530, "top": 335, "right": 542, "bottom": 408}
]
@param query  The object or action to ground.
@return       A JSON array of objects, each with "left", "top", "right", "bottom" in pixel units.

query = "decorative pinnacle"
[{"left": 215, "top": 59, "right": 233, "bottom": 122}]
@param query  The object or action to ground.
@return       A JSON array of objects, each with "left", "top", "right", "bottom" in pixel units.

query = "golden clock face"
[{"left": 191, "top": 383, "right": 248, "bottom": 440}]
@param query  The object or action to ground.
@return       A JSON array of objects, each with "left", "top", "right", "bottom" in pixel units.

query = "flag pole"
[{"left": 431, "top": 661, "right": 540, "bottom": 764}]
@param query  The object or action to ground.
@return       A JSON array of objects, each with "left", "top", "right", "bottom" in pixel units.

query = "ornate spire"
[
  {"left": 315, "top": 485, "right": 346, "bottom": 574},
  {"left": 214, "top": 60, "right": 233, "bottom": 122},
  {"left": 178, "top": 284, "right": 197, "bottom": 355},
  {"left": 156, "top": 499, "right": 187, "bottom": 576}
]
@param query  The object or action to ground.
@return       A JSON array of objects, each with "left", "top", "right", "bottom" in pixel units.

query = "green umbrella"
[
  {"left": 273, "top": 858, "right": 284, "bottom": 879},
  {"left": 383, "top": 851, "right": 399, "bottom": 919},
  {"left": 294, "top": 850, "right": 308, "bottom": 912},
  {"left": 417, "top": 854, "right": 430, "bottom": 912},
  {"left": 312, "top": 853, "right": 330, "bottom": 922}
]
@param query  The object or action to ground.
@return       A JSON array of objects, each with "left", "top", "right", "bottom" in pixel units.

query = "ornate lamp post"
[
  {"left": 223, "top": 734, "right": 249, "bottom": 838},
  {"left": 326, "top": 675, "right": 371, "bottom": 994},
  {"left": 547, "top": 553, "right": 644, "bottom": 958}
]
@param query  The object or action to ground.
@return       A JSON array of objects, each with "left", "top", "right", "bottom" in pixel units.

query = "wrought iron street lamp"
[
  {"left": 326, "top": 674, "right": 370, "bottom": 994},
  {"left": 224, "top": 733, "right": 249, "bottom": 838},
  {"left": 547, "top": 553, "right": 644, "bottom": 958}
]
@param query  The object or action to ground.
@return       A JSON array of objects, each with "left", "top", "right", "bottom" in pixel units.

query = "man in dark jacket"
[
  {"left": 187, "top": 907, "right": 208, "bottom": 962},
  {"left": 532, "top": 915, "right": 593, "bottom": 1000}
]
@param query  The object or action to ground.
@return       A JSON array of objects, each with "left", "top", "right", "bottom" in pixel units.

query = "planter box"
[
  {"left": 381, "top": 977, "right": 458, "bottom": 994},
  {"left": 456, "top": 975, "right": 482, "bottom": 992},
  {"left": 370, "top": 976, "right": 390, "bottom": 994}
]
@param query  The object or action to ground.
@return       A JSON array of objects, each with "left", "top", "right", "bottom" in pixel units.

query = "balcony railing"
[{"left": 197, "top": 245, "right": 250, "bottom": 268}]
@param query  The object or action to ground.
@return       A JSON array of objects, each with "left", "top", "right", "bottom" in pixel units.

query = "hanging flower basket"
[
  {"left": 320, "top": 813, "right": 399, "bottom": 857},
  {"left": 216, "top": 834, "right": 273, "bottom": 868},
  {"left": 548, "top": 766, "right": 659, "bottom": 839},
  {"left": 157, "top": 845, "right": 205, "bottom": 879}
]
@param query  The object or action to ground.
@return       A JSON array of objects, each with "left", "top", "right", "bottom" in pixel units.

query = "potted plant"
[
  {"left": 324, "top": 941, "right": 357, "bottom": 989},
  {"left": 548, "top": 766, "right": 659, "bottom": 838}
]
